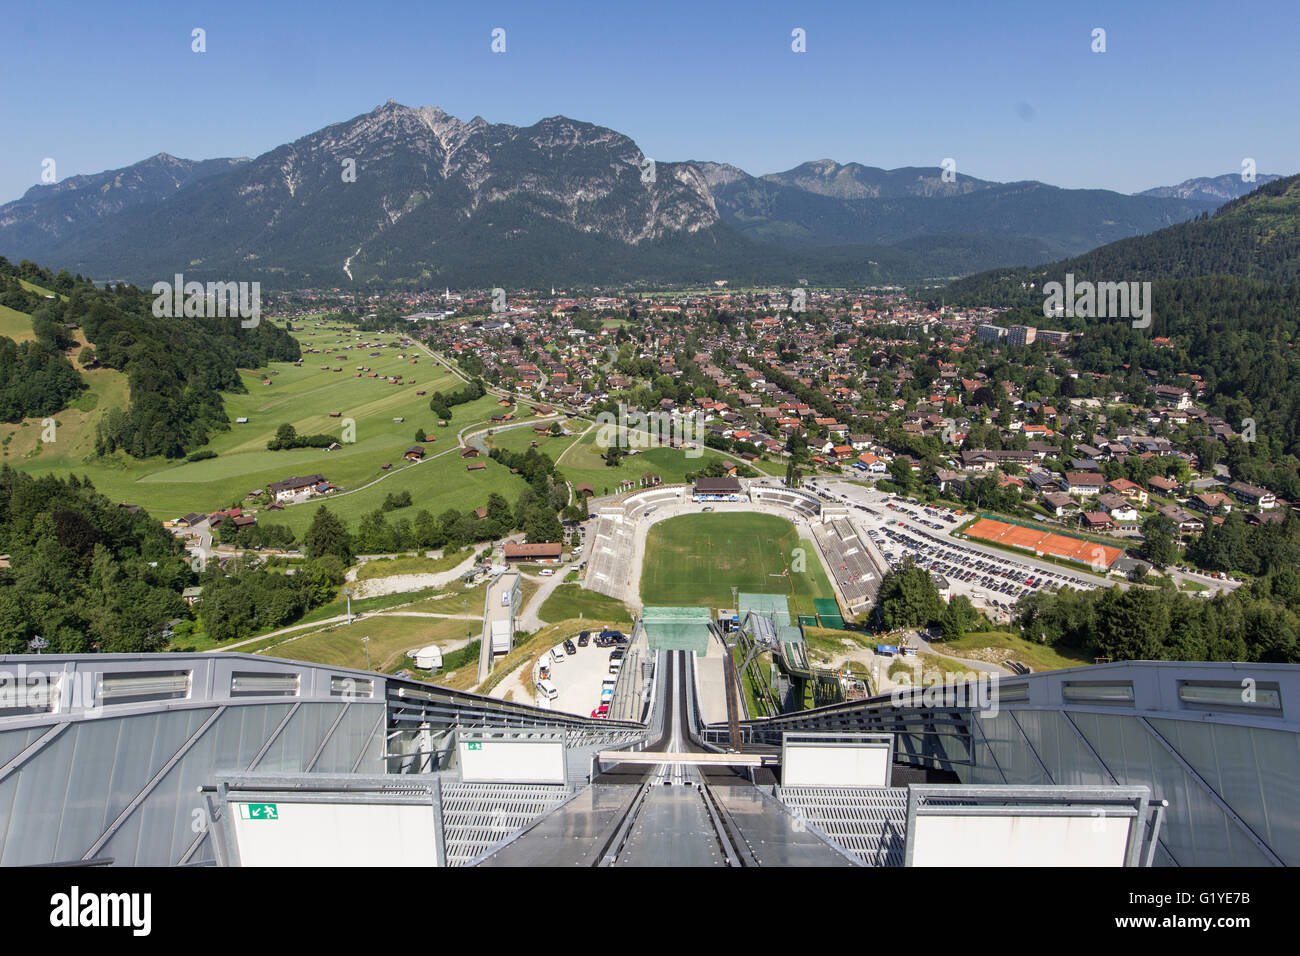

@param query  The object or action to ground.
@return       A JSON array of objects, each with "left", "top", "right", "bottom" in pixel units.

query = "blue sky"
[{"left": 2, "top": 0, "right": 1295, "bottom": 203}]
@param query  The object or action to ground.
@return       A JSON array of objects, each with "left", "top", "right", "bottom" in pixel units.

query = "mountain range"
[{"left": 0, "top": 101, "right": 1281, "bottom": 288}]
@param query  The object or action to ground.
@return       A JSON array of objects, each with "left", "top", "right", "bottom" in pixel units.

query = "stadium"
[{"left": 1, "top": 474, "right": 1296, "bottom": 869}]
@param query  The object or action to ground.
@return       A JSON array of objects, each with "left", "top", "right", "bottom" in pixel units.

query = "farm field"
[
  {"left": 5, "top": 318, "right": 532, "bottom": 525},
  {"left": 254, "top": 445, "right": 530, "bottom": 536},
  {"left": 639, "top": 512, "right": 836, "bottom": 614},
  {"left": 0, "top": 304, "right": 36, "bottom": 342},
  {"left": 483, "top": 422, "right": 581, "bottom": 458}
]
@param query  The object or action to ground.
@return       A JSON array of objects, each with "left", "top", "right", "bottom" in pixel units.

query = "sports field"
[
  {"left": 639, "top": 512, "right": 835, "bottom": 613},
  {"left": 964, "top": 516, "right": 1123, "bottom": 568}
]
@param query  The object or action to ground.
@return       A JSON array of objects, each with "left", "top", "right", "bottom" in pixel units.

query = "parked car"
[
  {"left": 564, "top": 639, "right": 577, "bottom": 656},
  {"left": 610, "top": 648, "right": 626, "bottom": 661},
  {"left": 590, "top": 704, "right": 608, "bottom": 718},
  {"left": 539, "top": 568, "right": 555, "bottom": 576},
  {"left": 577, "top": 631, "right": 590, "bottom": 647}
]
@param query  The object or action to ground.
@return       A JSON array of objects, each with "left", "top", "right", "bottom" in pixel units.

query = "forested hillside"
[
  {"left": 0, "top": 467, "right": 189, "bottom": 653},
  {"left": 0, "top": 256, "right": 301, "bottom": 457},
  {"left": 944, "top": 174, "right": 1300, "bottom": 305}
]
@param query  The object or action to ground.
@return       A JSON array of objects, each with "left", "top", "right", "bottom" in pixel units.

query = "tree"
[
  {"left": 303, "top": 506, "right": 353, "bottom": 564},
  {"left": 1140, "top": 514, "right": 1178, "bottom": 569},
  {"left": 888, "top": 457, "right": 916, "bottom": 494},
  {"left": 939, "top": 595, "right": 978, "bottom": 639},
  {"left": 877, "top": 561, "right": 944, "bottom": 629}
]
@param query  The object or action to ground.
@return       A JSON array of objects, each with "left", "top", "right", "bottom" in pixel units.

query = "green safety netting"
[{"left": 641, "top": 606, "right": 713, "bottom": 653}]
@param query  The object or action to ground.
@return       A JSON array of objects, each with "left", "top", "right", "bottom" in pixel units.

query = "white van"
[
  {"left": 535, "top": 678, "right": 558, "bottom": 701},
  {"left": 550, "top": 643, "right": 566, "bottom": 661}
]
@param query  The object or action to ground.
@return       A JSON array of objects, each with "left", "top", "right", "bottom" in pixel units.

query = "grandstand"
[
  {"left": 622, "top": 484, "right": 687, "bottom": 517},
  {"left": 585, "top": 506, "right": 636, "bottom": 599},
  {"left": 810, "top": 516, "right": 880, "bottom": 612},
  {"left": 693, "top": 476, "right": 744, "bottom": 501},
  {"left": 750, "top": 485, "right": 821, "bottom": 517}
]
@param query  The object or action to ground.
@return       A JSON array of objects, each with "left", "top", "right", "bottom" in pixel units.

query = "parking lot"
[
  {"left": 806, "top": 479, "right": 1104, "bottom": 621},
  {"left": 535, "top": 629, "right": 629, "bottom": 717}
]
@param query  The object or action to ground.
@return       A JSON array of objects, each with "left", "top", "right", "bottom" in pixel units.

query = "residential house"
[{"left": 1063, "top": 472, "right": 1104, "bottom": 496}]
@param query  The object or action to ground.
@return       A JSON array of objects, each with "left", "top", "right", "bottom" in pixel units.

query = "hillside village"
[{"left": 269, "top": 285, "right": 1291, "bottom": 571}]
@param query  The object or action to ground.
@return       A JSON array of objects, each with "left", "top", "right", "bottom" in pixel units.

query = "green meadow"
[
  {"left": 4, "top": 315, "right": 764, "bottom": 536},
  {"left": 5, "top": 320, "right": 527, "bottom": 521},
  {"left": 639, "top": 512, "right": 836, "bottom": 614}
]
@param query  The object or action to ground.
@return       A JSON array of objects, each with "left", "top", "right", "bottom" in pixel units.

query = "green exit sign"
[
  {"left": 239, "top": 803, "right": 279, "bottom": 820},
  {"left": 467, "top": 742, "right": 483, "bottom": 751}
]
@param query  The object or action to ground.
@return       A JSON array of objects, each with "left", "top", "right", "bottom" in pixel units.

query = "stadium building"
[
  {"left": 1, "top": 648, "right": 1295, "bottom": 867},
  {"left": 693, "top": 476, "right": 746, "bottom": 501}
]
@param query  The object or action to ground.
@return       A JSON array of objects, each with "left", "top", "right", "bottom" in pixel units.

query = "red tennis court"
[{"left": 965, "top": 517, "right": 1122, "bottom": 568}]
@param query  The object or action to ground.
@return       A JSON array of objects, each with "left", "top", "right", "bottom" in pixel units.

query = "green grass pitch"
[{"left": 638, "top": 512, "right": 836, "bottom": 614}]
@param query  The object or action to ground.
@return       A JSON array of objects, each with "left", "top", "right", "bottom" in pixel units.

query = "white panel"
[
  {"left": 910, "top": 813, "right": 1130, "bottom": 867},
  {"left": 230, "top": 801, "right": 439, "bottom": 866},
  {"left": 783, "top": 744, "right": 891, "bottom": 788},
  {"left": 458, "top": 739, "right": 566, "bottom": 785}
]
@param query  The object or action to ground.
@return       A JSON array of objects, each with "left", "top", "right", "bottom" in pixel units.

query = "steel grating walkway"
[
  {"left": 777, "top": 786, "right": 910, "bottom": 866},
  {"left": 440, "top": 783, "right": 572, "bottom": 866}
]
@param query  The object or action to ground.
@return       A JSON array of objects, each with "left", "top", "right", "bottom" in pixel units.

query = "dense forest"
[
  {"left": 0, "top": 466, "right": 189, "bottom": 653},
  {"left": 876, "top": 543, "right": 1300, "bottom": 665},
  {"left": 1017, "top": 570, "right": 1300, "bottom": 664},
  {"left": 0, "top": 335, "right": 85, "bottom": 422}
]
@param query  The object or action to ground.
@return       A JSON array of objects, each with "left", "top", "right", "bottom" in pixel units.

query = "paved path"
[
  {"left": 911, "top": 632, "right": 1014, "bottom": 676},
  {"left": 487, "top": 657, "right": 534, "bottom": 704},
  {"left": 515, "top": 561, "right": 583, "bottom": 632}
]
